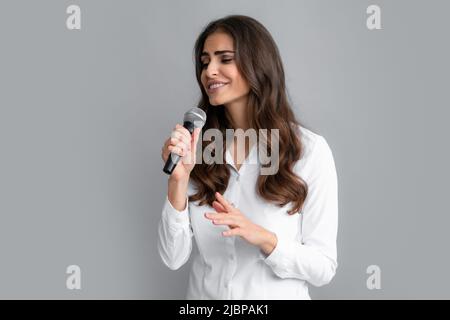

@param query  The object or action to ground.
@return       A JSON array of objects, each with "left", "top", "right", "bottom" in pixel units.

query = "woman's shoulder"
[
  {"left": 294, "top": 124, "right": 335, "bottom": 173},
  {"left": 296, "top": 124, "right": 324, "bottom": 155}
]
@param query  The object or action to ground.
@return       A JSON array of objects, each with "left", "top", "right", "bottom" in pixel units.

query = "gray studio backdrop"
[{"left": 1, "top": 0, "right": 449, "bottom": 299}]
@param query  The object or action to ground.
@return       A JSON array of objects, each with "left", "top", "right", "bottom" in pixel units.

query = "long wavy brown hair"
[{"left": 189, "top": 15, "right": 308, "bottom": 215}]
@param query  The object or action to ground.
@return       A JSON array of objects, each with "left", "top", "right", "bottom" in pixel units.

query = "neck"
[{"left": 224, "top": 95, "right": 249, "bottom": 131}]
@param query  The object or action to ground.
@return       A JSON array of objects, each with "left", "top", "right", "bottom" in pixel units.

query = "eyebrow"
[{"left": 200, "top": 50, "right": 235, "bottom": 58}]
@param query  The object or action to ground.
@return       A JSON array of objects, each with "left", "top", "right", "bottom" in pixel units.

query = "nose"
[{"left": 204, "top": 60, "right": 219, "bottom": 77}]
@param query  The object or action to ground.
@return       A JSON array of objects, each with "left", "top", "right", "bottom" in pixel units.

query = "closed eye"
[{"left": 201, "top": 58, "right": 234, "bottom": 69}]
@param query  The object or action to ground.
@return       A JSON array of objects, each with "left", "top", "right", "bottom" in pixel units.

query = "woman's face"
[{"left": 200, "top": 32, "right": 250, "bottom": 106}]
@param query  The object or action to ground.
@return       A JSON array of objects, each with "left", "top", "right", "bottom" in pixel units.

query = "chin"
[{"left": 208, "top": 98, "right": 223, "bottom": 106}]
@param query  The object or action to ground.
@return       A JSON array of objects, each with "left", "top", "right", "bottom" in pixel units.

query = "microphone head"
[{"left": 183, "top": 107, "right": 207, "bottom": 128}]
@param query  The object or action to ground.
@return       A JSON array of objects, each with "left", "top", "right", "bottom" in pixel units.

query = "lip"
[{"left": 206, "top": 82, "right": 228, "bottom": 94}]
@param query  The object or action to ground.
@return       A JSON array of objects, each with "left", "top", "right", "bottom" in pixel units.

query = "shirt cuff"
[
  {"left": 262, "top": 232, "right": 293, "bottom": 277},
  {"left": 162, "top": 195, "right": 190, "bottom": 226}
]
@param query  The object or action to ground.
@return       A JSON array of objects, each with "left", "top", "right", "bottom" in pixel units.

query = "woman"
[{"left": 158, "top": 15, "right": 338, "bottom": 300}]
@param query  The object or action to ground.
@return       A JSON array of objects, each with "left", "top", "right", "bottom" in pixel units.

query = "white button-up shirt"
[{"left": 157, "top": 125, "right": 338, "bottom": 300}]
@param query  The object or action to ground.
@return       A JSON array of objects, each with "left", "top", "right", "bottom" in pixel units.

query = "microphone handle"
[{"left": 163, "top": 121, "right": 196, "bottom": 175}]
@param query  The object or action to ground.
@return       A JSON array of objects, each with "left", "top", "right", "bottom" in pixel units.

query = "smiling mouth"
[{"left": 207, "top": 83, "right": 228, "bottom": 93}]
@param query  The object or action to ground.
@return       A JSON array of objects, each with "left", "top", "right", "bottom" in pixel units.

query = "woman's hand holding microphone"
[
  {"left": 161, "top": 124, "right": 201, "bottom": 181},
  {"left": 161, "top": 124, "right": 201, "bottom": 211}
]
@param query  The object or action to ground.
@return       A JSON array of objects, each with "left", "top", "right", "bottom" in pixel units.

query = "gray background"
[{"left": 0, "top": 0, "right": 449, "bottom": 299}]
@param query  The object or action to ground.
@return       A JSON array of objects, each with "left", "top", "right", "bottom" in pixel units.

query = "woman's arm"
[
  {"left": 157, "top": 176, "right": 194, "bottom": 270},
  {"left": 263, "top": 136, "right": 339, "bottom": 287},
  {"left": 168, "top": 176, "right": 189, "bottom": 211},
  {"left": 157, "top": 125, "right": 201, "bottom": 270}
]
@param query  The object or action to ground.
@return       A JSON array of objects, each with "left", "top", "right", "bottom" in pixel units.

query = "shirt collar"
[{"left": 225, "top": 142, "right": 259, "bottom": 174}]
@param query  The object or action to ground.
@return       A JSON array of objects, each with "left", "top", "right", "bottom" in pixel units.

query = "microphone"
[{"left": 163, "top": 107, "right": 207, "bottom": 175}]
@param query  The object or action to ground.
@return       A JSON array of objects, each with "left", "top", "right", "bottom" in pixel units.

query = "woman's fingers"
[
  {"left": 204, "top": 212, "right": 241, "bottom": 220},
  {"left": 173, "top": 124, "right": 202, "bottom": 153},
  {"left": 170, "top": 137, "right": 191, "bottom": 154},
  {"left": 174, "top": 124, "right": 192, "bottom": 144},
  {"left": 214, "top": 192, "right": 235, "bottom": 212},
  {"left": 204, "top": 212, "right": 241, "bottom": 228},
  {"left": 191, "top": 127, "right": 201, "bottom": 153},
  {"left": 171, "top": 132, "right": 190, "bottom": 148},
  {"left": 167, "top": 129, "right": 191, "bottom": 155},
  {"left": 212, "top": 219, "right": 237, "bottom": 227},
  {"left": 168, "top": 144, "right": 188, "bottom": 157},
  {"left": 212, "top": 200, "right": 227, "bottom": 213},
  {"left": 162, "top": 124, "right": 200, "bottom": 166},
  {"left": 175, "top": 124, "right": 191, "bottom": 136},
  {"left": 161, "top": 138, "right": 171, "bottom": 161}
]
